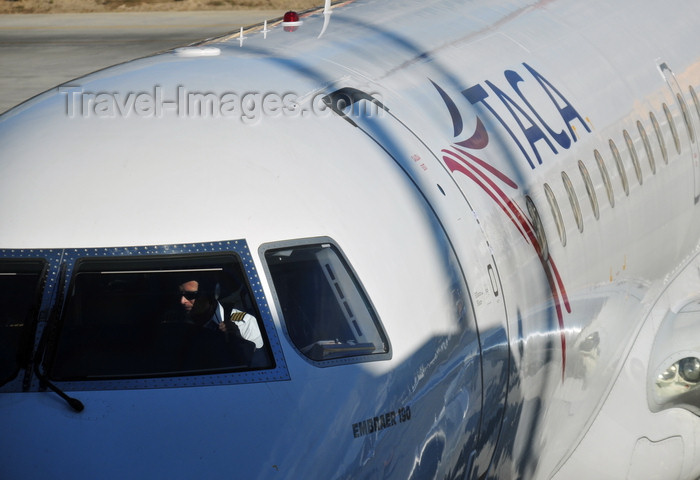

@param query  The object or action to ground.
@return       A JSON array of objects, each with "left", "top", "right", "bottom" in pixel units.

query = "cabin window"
[
  {"left": 637, "top": 120, "right": 656, "bottom": 174},
  {"left": 544, "top": 183, "right": 566, "bottom": 247},
  {"left": 690, "top": 86, "right": 700, "bottom": 123},
  {"left": 594, "top": 149, "right": 615, "bottom": 208},
  {"left": 650, "top": 111, "right": 669, "bottom": 164},
  {"left": 623, "top": 129, "right": 643, "bottom": 185},
  {"left": 0, "top": 259, "right": 46, "bottom": 386},
  {"left": 677, "top": 93, "right": 695, "bottom": 143},
  {"left": 609, "top": 139, "right": 629, "bottom": 196},
  {"left": 578, "top": 160, "right": 599, "bottom": 220},
  {"left": 48, "top": 253, "right": 274, "bottom": 381},
  {"left": 264, "top": 242, "right": 389, "bottom": 365},
  {"left": 526, "top": 196, "right": 548, "bottom": 261},
  {"left": 663, "top": 103, "right": 681, "bottom": 155},
  {"left": 562, "top": 171, "right": 583, "bottom": 233}
]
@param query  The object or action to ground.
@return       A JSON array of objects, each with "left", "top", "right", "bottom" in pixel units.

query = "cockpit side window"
[
  {"left": 0, "top": 259, "right": 46, "bottom": 386},
  {"left": 47, "top": 253, "right": 274, "bottom": 381},
  {"left": 264, "top": 241, "right": 390, "bottom": 365}
]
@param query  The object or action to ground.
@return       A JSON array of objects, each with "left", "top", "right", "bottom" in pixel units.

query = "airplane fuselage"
[{"left": 1, "top": 1, "right": 700, "bottom": 478}]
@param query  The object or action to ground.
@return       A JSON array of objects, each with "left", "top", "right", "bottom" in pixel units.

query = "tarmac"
[{"left": 0, "top": 10, "right": 282, "bottom": 113}]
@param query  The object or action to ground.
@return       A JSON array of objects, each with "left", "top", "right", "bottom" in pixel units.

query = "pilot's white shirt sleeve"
[{"left": 230, "top": 308, "right": 264, "bottom": 349}]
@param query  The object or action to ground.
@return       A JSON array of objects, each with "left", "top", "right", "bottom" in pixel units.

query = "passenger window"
[
  {"left": 562, "top": 171, "right": 583, "bottom": 233},
  {"left": 544, "top": 183, "right": 566, "bottom": 247},
  {"left": 609, "top": 139, "right": 629, "bottom": 196},
  {"left": 690, "top": 86, "right": 700, "bottom": 123},
  {"left": 594, "top": 149, "right": 615, "bottom": 208},
  {"left": 650, "top": 111, "right": 669, "bottom": 164},
  {"left": 623, "top": 129, "right": 643, "bottom": 185},
  {"left": 663, "top": 103, "right": 681, "bottom": 155},
  {"left": 526, "top": 196, "right": 548, "bottom": 261},
  {"left": 48, "top": 254, "right": 273, "bottom": 381},
  {"left": 0, "top": 260, "right": 46, "bottom": 385},
  {"left": 264, "top": 242, "right": 389, "bottom": 364},
  {"left": 637, "top": 120, "right": 656, "bottom": 174},
  {"left": 578, "top": 160, "right": 599, "bottom": 220},
  {"left": 677, "top": 93, "right": 695, "bottom": 143}
]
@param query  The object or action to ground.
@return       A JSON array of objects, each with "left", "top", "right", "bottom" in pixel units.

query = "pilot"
[{"left": 177, "top": 279, "right": 264, "bottom": 350}]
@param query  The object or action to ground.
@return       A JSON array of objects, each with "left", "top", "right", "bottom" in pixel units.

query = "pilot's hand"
[{"left": 221, "top": 319, "right": 243, "bottom": 339}]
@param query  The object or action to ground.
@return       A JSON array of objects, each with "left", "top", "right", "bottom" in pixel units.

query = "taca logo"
[
  {"left": 430, "top": 63, "right": 590, "bottom": 379},
  {"left": 432, "top": 62, "right": 591, "bottom": 169}
]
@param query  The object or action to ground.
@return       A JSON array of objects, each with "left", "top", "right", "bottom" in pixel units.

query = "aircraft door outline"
[{"left": 323, "top": 87, "right": 511, "bottom": 477}]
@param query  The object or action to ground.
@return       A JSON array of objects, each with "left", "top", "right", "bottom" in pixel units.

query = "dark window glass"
[
  {"left": 637, "top": 120, "right": 656, "bottom": 174},
  {"left": 663, "top": 103, "right": 681, "bottom": 155},
  {"left": 609, "top": 139, "right": 629, "bottom": 196},
  {"left": 578, "top": 160, "right": 599, "bottom": 220},
  {"left": 265, "top": 243, "right": 389, "bottom": 363},
  {"left": 48, "top": 254, "right": 272, "bottom": 380},
  {"left": 544, "top": 183, "right": 566, "bottom": 247},
  {"left": 651, "top": 111, "right": 669, "bottom": 164},
  {"left": 562, "top": 171, "right": 583, "bottom": 233},
  {"left": 0, "top": 260, "right": 46, "bottom": 385},
  {"left": 677, "top": 93, "right": 695, "bottom": 143},
  {"left": 690, "top": 86, "right": 700, "bottom": 123},
  {"left": 525, "top": 195, "right": 548, "bottom": 261},
  {"left": 623, "top": 129, "right": 643, "bottom": 185},
  {"left": 594, "top": 149, "right": 615, "bottom": 208}
]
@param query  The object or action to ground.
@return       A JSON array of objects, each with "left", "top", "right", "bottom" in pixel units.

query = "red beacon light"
[{"left": 282, "top": 11, "right": 303, "bottom": 32}]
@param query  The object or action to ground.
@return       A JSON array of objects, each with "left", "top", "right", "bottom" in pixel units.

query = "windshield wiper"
[
  {"left": 32, "top": 261, "right": 84, "bottom": 413},
  {"left": 34, "top": 366, "right": 84, "bottom": 412}
]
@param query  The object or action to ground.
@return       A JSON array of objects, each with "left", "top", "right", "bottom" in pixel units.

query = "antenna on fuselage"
[{"left": 318, "top": 0, "right": 333, "bottom": 38}]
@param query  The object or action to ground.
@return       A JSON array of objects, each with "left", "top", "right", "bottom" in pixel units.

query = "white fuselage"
[{"left": 1, "top": 1, "right": 700, "bottom": 479}]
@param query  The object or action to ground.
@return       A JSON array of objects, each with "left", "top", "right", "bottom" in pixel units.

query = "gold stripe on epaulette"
[{"left": 229, "top": 311, "right": 247, "bottom": 322}]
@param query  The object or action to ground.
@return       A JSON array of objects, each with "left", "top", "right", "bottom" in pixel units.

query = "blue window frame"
[
  {"left": 262, "top": 238, "right": 391, "bottom": 367},
  {"left": 0, "top": 241, "right": 289, "bottom": 393},
  {"left": 0, "top": 259, "right": 47, "bottom": 387}
]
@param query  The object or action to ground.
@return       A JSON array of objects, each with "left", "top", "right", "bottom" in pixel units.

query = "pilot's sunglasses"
[{"left": 179, "top": 291, "right": 198, "bottom": 300}]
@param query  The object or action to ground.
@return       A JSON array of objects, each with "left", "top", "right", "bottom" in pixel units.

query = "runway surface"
[{"left": 0, "top": 10, "right": 282, "bottom": 113}]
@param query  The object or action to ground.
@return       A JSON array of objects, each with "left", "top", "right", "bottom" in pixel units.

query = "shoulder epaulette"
[{"left": 229, "top": 311, "right": 247, "bottom": 322}]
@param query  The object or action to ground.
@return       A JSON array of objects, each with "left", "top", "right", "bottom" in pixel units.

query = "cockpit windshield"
[
  {"left": 48, "top": 253, "right": 274, "bottom": 380},
  {"left": 264, "top": 241, "right": 390, "bottom": 365},
  {"left": 0, "top": 259, "right": 46, "bottom": 386}
]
